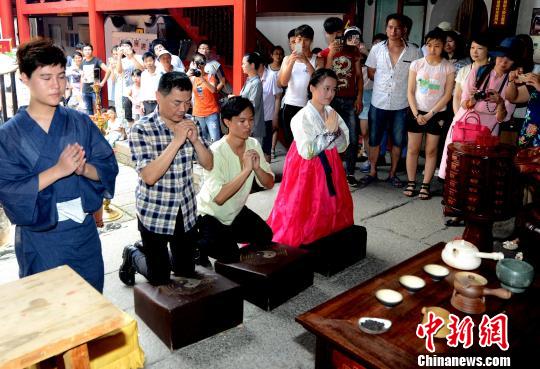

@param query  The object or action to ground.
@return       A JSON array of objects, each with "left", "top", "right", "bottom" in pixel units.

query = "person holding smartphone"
[
  {"left": 278, "top": 25, "right": 324, "bottom": 148},
  {"left": 319, "top": 21, "right": 364, "bottom": 187}
]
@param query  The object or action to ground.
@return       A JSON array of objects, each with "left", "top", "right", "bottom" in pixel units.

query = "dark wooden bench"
[
  {"left": 300, "top": 225, "right": 367, "bottom": 276},
  {"left": 134, "top": 267, "right": 243, "bottom": 350},
  {"left": 214, "top": 244, "right": 313, "bottom": 311}
]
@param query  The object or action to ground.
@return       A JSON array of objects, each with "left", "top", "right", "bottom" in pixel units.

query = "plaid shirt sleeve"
[{"left": 129, "top": 121, "right": 155, "bottom": 172}]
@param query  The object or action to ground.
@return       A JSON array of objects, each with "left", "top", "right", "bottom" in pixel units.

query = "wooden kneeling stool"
[
  {"left": 214, "top": 244, "right": 314, "bottom": 310},
  {"left": 300, "top": 225, "right": 367, "bottom": 276},
  {"left": 134, "top": 267, "right": 243, "bottom": 350}
]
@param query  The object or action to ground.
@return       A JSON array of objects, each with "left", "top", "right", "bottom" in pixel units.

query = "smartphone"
[{"left": 294, "top": 42, "right": 302, "bottom": 54}]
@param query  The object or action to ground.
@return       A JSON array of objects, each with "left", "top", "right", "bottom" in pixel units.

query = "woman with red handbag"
[{"left": 439, "top": 37, "right": 521, "bottom": 182}]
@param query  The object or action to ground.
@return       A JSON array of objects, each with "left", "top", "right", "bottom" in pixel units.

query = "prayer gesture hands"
[
  {"left": 324, "top": 110, "right": 339, "bottom": 133},
  {"left": 57, "top": 143, "right": 86, "bottom": 177},
  {"left": 242, "top": 150, "right": 254, "bottom": 171},
  {"left": 242, "top": 150, "right": 260, "bottom": 171},
  {"left": 173, "top": 120, "right": 199, "bottom": 146}
]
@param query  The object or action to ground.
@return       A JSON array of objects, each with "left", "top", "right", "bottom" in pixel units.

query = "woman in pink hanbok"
[{"left": 267, "top": 69, "right": 353, "bottom": 247}]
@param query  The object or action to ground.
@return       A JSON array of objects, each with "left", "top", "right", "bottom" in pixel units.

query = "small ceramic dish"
[
  {"left": 375, "top": 289, "right": 403, "bottom": 307},
  {"left": 358, "top": 317, "right": 392, "bottom": 334},
  {"left": 423, "top": 264, "right": 450, "bottom": 281},
  {"left": 399, "top": 275, "right": 426, "bottom": 292}
]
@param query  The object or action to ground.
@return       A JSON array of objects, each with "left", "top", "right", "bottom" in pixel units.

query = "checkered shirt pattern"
[{"left": 129, "top": 109, "right": 209, "bottom": 235}]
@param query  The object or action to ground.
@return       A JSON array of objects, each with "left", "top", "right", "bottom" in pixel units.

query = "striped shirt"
[{"left": 129, "top": 109, "right": 209, "bottom": 235}]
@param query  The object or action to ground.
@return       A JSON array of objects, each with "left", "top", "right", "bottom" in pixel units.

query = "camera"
[
  {"left": 335, "top": 35, "right": 344, "bottom": 45},
  {"left": 191, "top": 68, "right": 201, "bottom": 77},
  {"left": 473, "top": 91, "right": 487, "bottom": 101}
]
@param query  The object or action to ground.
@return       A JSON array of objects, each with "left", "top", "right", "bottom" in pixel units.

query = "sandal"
[
  {"left": 403, "top": 181, "right": 417, "bottom": 197},
  {"left": 386, "top": 175, "right": 403, "bottom": 188},
  {"left": 418, "top": 183, "right": 431, "bottom": 200},
  {"left": 358, "top": 174, "right": 378, "bottom": 188}
]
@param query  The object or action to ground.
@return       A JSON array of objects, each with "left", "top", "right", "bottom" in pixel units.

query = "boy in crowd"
[
  {"left": 139, "top": 51, "right": 163, "bottom": 114},
  {"left": 319, "top": 18, "right": 364, "bottom": 186}
]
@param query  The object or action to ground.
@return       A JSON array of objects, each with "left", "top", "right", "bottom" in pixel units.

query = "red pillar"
[
  {"left": 1, "top": 0, "right": 16, "bottom": 42},
  {"left": 232, "top": 0, "right": 256, "bottom": 94},
  {"left": 87, "top": 0, "right": 108, "bottom": 105},
  {"left": 15, "top": 0, "right": 30, "bottom": 43}
]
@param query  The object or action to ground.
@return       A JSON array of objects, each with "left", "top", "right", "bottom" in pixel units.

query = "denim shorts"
[
  {"left": 368, "top": 105, "right": 408, "bottom": 148},
  {"left": 359, "top": 89, "right": 372, "bottom": 120}
]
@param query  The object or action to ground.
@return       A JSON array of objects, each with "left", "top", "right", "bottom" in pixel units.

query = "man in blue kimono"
[{"left": 0, "top": 38, "right": 118, "bottom": 292}]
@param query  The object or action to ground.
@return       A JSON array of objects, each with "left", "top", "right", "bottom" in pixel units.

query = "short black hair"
[
  {"left": 323, "top": 17, "right": 344, "bottom": 34},
  {"left": 17, "top": 38, "right": 66, "bottom": 78},
  {"left": 107, "top": 106, "right": 116, "bottom": 113},
  {"left": 295, "top": 25, "right": 314, "bottom": 40},
  {"left": 111, "top": 45, "right": 118, "bottom": 53},
  {"left": 199, "top": 40, "right": 211, "bottom": 48},
  {"left": 307, "top": 68, "right": 338, "bottom": 99},
  {"left": 192, "top": 52, "right": 206, "bottom": 63},
  {"left": 149, "top": 38, "right": 167, "bottom": 52},
  {"left": 132, "top": 69, "right": 142, "bottom": 77},
  {"left": 271, "top": 45, "right": 284, "bottom": 55},
  {"left": 287, "top": 29, "right": 296, "bottom": 39},
  {"left": 386, "top": 13, "right": 409, "bottom": 29},
  {"left": 221, "top": 96, "right": 254, "bottom": 122},
  {"left": 72, "top": 51, "right": 82, "bottom": 59},
  {"left": 119, "top": 39, "right": 133, "bottom": 48},
  {"left": 424, "top": 28, "right": 446, "bottom": 45},
  {"left": 83, "top": 43, "right": 93, "bottom": 50},
  {"left": 75, "top": 42, "right": 85, "bottom": 50},
  {"left": 142, "top": 51, "right": 156, "bottom": 60},
  {"left": 157, "top": 72, "right": 192, "bottom": 96},
  {"left": 244, "top": 52, "right": 262, "bottom": 70}
]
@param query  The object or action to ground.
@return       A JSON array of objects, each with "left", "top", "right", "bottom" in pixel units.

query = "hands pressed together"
[
  {"left": 242, "top": 149, "right": 261, "bottom": 171},
  {"left": 57, "top": 143, "right": 87, "bottom": 177},
  {"left": 324, "top": 110, "right": 339, "bottom": 133},
  {"left": 172, "top": 119, "right": 200, "bottom": 145}
]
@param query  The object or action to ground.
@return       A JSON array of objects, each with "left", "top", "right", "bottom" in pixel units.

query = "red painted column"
[
  {"left": 15, "top": 0, "right": 30, "bottom": 43},
  {"left": 87, "top": 0, "right": 108, "bottom": 105},
  {"left": 232, "top": 0, "right": 255, "bottom": 94},
  {"left": 1, "top": 0, "right": 16, "bottom": 42}
]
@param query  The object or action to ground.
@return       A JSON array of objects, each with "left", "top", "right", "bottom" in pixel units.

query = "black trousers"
[
  {"left": 133, "top": 209, "right": 197, "bottom": 285},
  {"left": 198, "top": 206, "right": 273, "bottom": 263},
  {"left": 281, "top": 104, "right": 303, "bottom": 148}
]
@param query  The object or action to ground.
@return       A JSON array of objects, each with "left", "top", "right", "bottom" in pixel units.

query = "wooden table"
[
  {"left": 296, "top": 243, "right": 540, "bottom": 369},
  {"left": 0, "top": 266, "right": 127, "bottom": 369}
]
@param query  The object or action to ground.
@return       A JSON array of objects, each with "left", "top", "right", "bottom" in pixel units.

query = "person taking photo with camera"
[
  {"left": 439, "top": 37, "right": 520, "bottom": 181},
  {"left": 188, "top": 53, "right": 221, "bottom": 143}
]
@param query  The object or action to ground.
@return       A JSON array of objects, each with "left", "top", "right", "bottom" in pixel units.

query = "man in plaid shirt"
[{"left": 120, "top": 72, "right": 213, "bottom": 286}]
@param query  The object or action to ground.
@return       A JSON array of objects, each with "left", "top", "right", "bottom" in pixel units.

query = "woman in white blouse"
[{"left": 267, "top": 69, "right": 354, "bottom": 247}]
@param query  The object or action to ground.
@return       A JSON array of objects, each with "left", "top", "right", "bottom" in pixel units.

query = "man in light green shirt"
[{"left": 197, "top": 97, "right": 275, "bottom": 263}]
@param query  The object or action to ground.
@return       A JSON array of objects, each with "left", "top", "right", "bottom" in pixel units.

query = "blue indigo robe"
[{"left": 0, "top": 106, "right": 119, "bottom": 292}]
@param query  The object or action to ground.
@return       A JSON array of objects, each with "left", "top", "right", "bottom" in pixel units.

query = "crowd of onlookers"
[{"left": 60, "top": 13, "right": 539, "bottom": 203}]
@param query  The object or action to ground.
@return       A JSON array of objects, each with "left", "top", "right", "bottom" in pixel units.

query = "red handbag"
[{"left": 452, "top": 110, "right": 498, "bottom": 146}]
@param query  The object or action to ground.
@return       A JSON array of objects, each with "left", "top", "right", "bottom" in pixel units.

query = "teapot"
[{"left": 441, "top": 240, "right": 504, "bottom": 270}]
